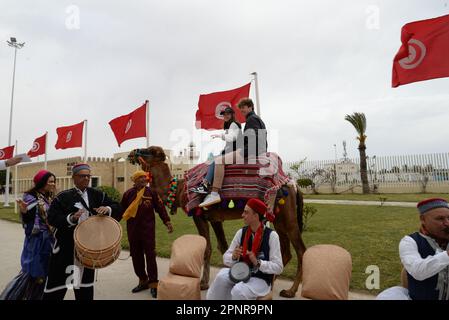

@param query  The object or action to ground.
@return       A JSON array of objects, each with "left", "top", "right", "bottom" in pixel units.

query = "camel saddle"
[{"left": 184, "top": 152, "right": 291, "bottom": 221}]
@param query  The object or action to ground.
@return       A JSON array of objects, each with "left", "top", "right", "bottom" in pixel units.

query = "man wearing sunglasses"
[{"left": 43, "top": 163, "right": 122, "bottom": 300}]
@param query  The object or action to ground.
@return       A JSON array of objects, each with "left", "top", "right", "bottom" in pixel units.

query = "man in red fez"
[
  {"left": 377, "top": 198, "right": 449, "bottom": 300},
  {"left": 206, "top": 198, "right": 283, "bottom": 300}
]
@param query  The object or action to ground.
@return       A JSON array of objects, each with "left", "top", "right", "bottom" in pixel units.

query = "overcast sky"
[{"left": 1, "top": 0, "right": 448, "bottom": 164}]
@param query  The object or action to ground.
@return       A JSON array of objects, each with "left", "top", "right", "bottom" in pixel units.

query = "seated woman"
[
  {"left": 0, "top": 170, "right": 56, "bottom": 300},
  {"left": 190, "top": 106, "right": 242, "bottom": 194}
]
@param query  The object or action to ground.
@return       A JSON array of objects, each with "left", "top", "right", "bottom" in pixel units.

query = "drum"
[
  {"left": 229, "top": 262, "right": 251, "bottom": 283},
  {"left": 74, "top": 215, "right": 122, "bottom": 269}
]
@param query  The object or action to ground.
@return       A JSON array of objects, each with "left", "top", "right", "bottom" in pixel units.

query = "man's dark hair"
[{"left": 237, "top": 98, "right": 254, "bottom": 110}]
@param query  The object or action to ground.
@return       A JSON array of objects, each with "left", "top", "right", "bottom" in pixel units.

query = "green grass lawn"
[
  {"left": 1, "top": 202, "right": 420, "bottom": 295},
  {"left": 303, "top": 192, "right": 449, "bottom": 203}
]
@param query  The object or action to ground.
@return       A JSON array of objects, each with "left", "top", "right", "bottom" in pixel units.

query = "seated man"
[
  {"left": 377, "top": 198, "right": 449, "bottom": 300},
  {"left": 206, "top": 198, "right": 283, "bottom": 300}
]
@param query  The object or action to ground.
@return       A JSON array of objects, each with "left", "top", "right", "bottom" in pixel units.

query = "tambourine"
[{"left": 229, "top": 262, "right": 251, "bottom": 283}]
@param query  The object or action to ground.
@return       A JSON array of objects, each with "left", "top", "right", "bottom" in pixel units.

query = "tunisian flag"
[
  {"left": 392, "top": 14, "right": 449, "bottom": 87},
  {"left": 27, "top": 133, "right": 47, "bottom": 158},
  {"left": 109, "top": 102, "right": 147, "bottom": 147},
  {"left": 0, "top": 146, "right": 15, "bottom": 160},
  {"left": 195, "top": 83, "right": 250, "bottom": 130},
  {"left": 55, "top": 121, "right": 84, "bottom": 150}
]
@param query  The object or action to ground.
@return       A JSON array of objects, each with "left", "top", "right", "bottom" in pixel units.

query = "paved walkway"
[
  {"left": 304, "top": 199, "right": 416, "bottom": 207},
  {"left": 0, "top": 219, "right": 374, "bottom": 300}
]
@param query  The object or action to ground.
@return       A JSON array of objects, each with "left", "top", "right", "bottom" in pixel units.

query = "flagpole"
[
  {"left": 14, "top": 140, "right": 18, "bottom": 214},
  {"left": 44, "top": 131, "right": 48, "bottom": 170},
  {"left": 145, "top": 100, "right": 150, "bottom": 148},
  {"left": 250, "top": 72, "right": 261, "bottom": 116},
  {"left": 84, "top": 120, "right": 88, "bottom": 162}
]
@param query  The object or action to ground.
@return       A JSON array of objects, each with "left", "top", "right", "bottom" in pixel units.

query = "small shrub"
[
  {"left": 303, "top": 204, "right": 317, "bottom": 231},
  {"left": 297, "top": 178, "right": 313, "bottom": 188},
  {"left": 96, "top": 185, "right": 121, "bottom": 203}
]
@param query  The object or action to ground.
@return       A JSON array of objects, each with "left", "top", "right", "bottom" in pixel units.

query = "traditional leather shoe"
[
  {"left": 150, "top": 288, "right": 157, "bottom": 299},
  {"left": 131, "top": 282, "right": 149, "bottom": 293}
]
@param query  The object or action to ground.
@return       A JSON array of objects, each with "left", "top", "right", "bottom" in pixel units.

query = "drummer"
[
  {"left": 43, "top": 163, "right": 122, "bottom": 300},
  {"left": 121, "top": 170, "right": 173, "bottom": 298},
  {"left": 206, "top": 198, "right": 283, "bottom": 300}
]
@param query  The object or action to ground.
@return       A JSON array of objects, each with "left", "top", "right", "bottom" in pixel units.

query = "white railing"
[{"left": 284, "top": 153, "right": 449, "bottom": 193}]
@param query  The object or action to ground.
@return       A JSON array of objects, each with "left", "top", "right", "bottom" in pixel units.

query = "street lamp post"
[{"left": 4, "top": 37, "right": 25, "bottom": 207}]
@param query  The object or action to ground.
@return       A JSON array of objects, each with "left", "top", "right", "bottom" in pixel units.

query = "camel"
[{"left": 128, "top": 146, "right": 306, "bottom": 298}]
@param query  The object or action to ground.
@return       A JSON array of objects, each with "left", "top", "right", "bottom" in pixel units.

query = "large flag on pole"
[
  {"left": 392, "top": 14, "right": 449, "bottom": 87},
  {"left": 0, "top": 146, "right": 15, "bottom": 160},
  {"left": 195, "top": 83, "right": 250, "bottom": 130},
  {"left": 55, "top": 121, "right": 84, "bottom": 150},
  {"left": 27, "top": 133, "right": 47, "bottom": 158},
  {"left": 109, "top": 102, "right": 147, "bottom": 147}
]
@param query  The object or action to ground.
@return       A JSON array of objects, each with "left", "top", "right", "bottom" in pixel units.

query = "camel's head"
[{"left": 128, "top": 146, "right": 166, "bottom": 172}]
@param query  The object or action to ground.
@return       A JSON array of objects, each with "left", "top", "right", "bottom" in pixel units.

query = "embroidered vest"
[
  {"left": 407, "top": 232, "right": 440, "bottom": 300},
  {"left": 239, "top": 226, "right": 273, "bottom": 286}
]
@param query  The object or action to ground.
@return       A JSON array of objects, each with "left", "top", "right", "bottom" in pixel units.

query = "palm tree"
[{"left": 345, "top": 112, "right": 370, "bottom": 194}]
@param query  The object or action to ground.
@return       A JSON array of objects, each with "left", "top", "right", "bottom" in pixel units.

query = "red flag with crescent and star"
[
  {"left": 109, "top": 102, "right": 147, "bottom": 147},
  {"left": 195, "top": 83, "right": 250, "bottom": 130},
  {"left": 27, "top": 133, "right": 47, "bottom": 158},
  {"left": 55, "top": 121, "right": 84, "bottom": 150},
  {"left": 392, "top": 14, "right": 449, "bottom": 87},
  {"left": 0, "top": 145, "right": 15, "bottom": 160}
]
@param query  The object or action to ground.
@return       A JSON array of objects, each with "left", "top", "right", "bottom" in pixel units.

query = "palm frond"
[{"left": 345, "top": 112, "right": 367, "bottom": 136}]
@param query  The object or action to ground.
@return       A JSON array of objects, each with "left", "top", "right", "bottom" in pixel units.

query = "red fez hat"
[
  {"left": 246, "top": 198, "right": 267, "bottom": 216},
  {"left": 33, "top": 170, "right": 50, "bottom": 185}
]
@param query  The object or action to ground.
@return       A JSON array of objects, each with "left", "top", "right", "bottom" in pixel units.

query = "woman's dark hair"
[
  {"left": 25, "top": 172, "right": 56, "bottom": 198},
  {"left": 223, "top": 112, "right": 240, "bottom": 130}
]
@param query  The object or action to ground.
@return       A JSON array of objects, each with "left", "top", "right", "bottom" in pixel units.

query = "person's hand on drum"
[
  {"left": 16, "top": 199, "right": 28, "bottom": 214},
  {"left": 94, "top": 206, "right": 110, "bottom": 216},
  {"left": 71, "top": 209, "right": 85, "bottom": 223},
  {"left": 247, "top": 251, "right": 258, "bottom": 266},
  {"left": 232, "top": 246, "right": 243, "bottom": 260},
  {"left": 165, "top": 221, "right": 173, "bottom": 233}
]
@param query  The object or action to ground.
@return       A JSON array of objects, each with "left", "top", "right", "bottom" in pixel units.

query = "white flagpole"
[
  {"left": 44, "top": 131, "right": 48, "bottom": 170},
  {"left": 250, "top": 72, "right": 261, "bottom": 116},
  {"left": 84, "top": 120, "right": 88, "bottom": 162},
  {"left": 14, "top": 140, "right": 18, "bottom": 214},
  {"left": 145, "top": 100, "right": 150, "bottom": 148}
]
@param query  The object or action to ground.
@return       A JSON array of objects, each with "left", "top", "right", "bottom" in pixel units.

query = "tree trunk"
[{"left": 358, "top": 145, "right": 370, "bottom": 194}]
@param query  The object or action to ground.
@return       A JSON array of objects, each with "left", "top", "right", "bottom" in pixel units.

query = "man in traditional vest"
[
  {"left": 377, "top": 198, "right": 449, "bottom": 300},
  {"left": 206, "top": 198, "right": 283, "bottom": 300}
]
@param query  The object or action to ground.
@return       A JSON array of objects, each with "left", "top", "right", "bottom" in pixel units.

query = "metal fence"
[{"left": 283, "top": 152, "right": 449, "bottom": 193}]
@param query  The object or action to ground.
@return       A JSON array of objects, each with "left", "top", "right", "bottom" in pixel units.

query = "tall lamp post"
[{"left": 4, "top": 37, "right": 25, "bottom": 207}]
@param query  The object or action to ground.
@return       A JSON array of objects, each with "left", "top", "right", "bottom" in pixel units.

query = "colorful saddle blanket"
[{"left": 184, "top": 152, "right": 291, "bottom": 222}]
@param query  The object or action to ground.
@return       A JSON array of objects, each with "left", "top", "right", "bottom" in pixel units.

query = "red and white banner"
[
  {"left": 55, "top": 121, "right": 84, "bottom": 150},
  {"left": 27, "top": 133, "right": 47, "bottom": 158},
  {"left": 392, "top": 14, "right": 449, "bottom": 87},
  {"left": 195, "top": 83, "right": 250, "bottom": 130},
  {"left": 0, "top": 146, "right": 15, "bottom": 160},
  {"left": 109, "top": 102, "right": 147, "bottom": 147}
]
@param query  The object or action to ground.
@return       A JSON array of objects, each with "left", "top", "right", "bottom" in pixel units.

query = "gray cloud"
[{"left": 1, "top": 0, "right": 448, "bottom": 164}]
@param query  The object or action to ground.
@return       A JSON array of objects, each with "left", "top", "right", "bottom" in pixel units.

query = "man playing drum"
[
  {"left": 121, "top": 170, "right": 173, "bottom": 298},
  {"left": 206, "top": 198, "right": 283, "bottom": 300},
  {"left": 43, "top": 163, "right": 122, "bottom": 300}
]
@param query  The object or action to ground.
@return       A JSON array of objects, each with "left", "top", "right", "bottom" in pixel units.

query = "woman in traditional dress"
[{"left": 0, "top": 170, "right": 56, "bottom": 300}]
